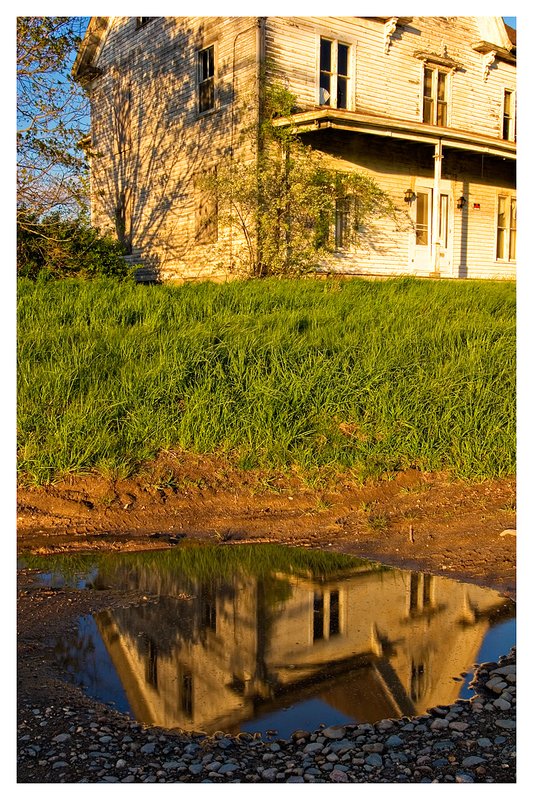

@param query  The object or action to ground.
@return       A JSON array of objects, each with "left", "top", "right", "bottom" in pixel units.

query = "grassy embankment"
[{"left": 17, "top": 276, "right": 515, "bottom": 485}]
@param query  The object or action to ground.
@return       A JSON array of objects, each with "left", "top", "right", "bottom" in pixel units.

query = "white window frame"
[
  {"left": 317, "top": 36, "right": 354, "bottom": 110},
  {"left": 421, "top": 64, "right": 451, "bottom": 127},
  {"left": 502, "top": 88, "right": 516, "bottom": 142},
  {"left": 496, "top": 194, "right": 516, "bottom": 262},
  {"left": 197, "top": 43, "right": 217, "bottom": 116}
]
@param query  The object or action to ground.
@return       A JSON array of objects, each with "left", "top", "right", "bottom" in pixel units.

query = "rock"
[
  {"left": 448, "top": 721, "right": 468, "bottom": 732},
  {"left": 330, "top": 769, "right": 349, "bottom": 782},
  {"left": 493, "top": 698, "right": 511, "bottom": 711},
  {"left": 303, "top": 742, "right": 323, "bottom": 754},
  {"left": 140, "top": 742, "right": 156, "bottom": 754},
  {"left": 52, "top": 733, "right": 71, "bottom": 743},
  {"left": 495, "top": 719, "right": 516, "bottom": 730},
  {"left": 455, "top": 772, "right": 475, "bottom": 783},
  {"left": 430, "top": 719, "right": 449, "bottom": 731},
  {"left": 462, "top": 756, "right": 485, "bottom": 768},
  {"left": 322, "top": 726, "right": 346, "bottom": 739},
  {"left": 385, "top": 735, "right": 403, "bottom": 748},
  {"left": 365, "top": 754, "right": 383, "bottom": 768}
]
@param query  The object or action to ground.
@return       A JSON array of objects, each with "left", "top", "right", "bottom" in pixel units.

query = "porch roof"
[{"left": 272, "top": 108, "right": 516, "bottom": 161}]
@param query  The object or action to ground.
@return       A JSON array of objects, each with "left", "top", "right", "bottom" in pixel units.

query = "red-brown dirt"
[{"left": 17, "top": 453, "right": 516, "bottom": 598}]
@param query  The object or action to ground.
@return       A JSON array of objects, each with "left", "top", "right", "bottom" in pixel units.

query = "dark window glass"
[
  {"left": 329, "top": 590, "right": 340, "bottom": 636},
  {"left": 198, "top": 46, "right": 215, "bottom": 113},
  {"left": 337, "top": 76, "right": 348, "bottom": 109},
  {"left": 320, "top": 38, "right": 332, "bottom": 73},
  {"left": 313, "top": 593, "right": 324, "bottom": 640},
  {"left": 338, "top": 43, "right": 349, "bottom": 76}
]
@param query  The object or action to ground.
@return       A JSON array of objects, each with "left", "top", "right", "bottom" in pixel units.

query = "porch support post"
[{"left": 431, "top": 139, "right": 443, "bottom": 274}]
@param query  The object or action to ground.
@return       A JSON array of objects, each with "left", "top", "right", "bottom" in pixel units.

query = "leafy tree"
[
  {"left": 17, "top": 17, "right": 90, "bottom": 226},
  {"left": 206, "top": 84, "right": 401, "bottom": 277}
]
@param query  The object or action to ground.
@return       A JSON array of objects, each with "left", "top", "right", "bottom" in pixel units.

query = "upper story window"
[
  {"left": 502, "top": 89, "right": 516, "bottom": 141},
  {"left": 198, "top": 45, "right": 215, "bottom": 114},
  {"left": 423, "top": 66, "right": 448, "bottom": 127},
  {"left": 496, "top": 195, "right": 516, "bottom": 261},
  {"left": 136, "top": 18, "right": 154, "bottom": 29},
  {"left": 319, "top": 37, "right": 351, "bottom": 110}
]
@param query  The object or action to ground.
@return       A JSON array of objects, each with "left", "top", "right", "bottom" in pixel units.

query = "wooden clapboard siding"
[
  {"left": 264, "top": 17, "right": 516, "bottom": 140},
  {"left": 87, "top": 16, "right": 260, "bottom": 281},
  {"left": 79, "top": 16, "right": 515, "bottom": 281}
]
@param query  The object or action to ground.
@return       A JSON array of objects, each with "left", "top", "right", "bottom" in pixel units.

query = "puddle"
[{"left": 20, "top": 544, "right": 515, "bottom": 739}]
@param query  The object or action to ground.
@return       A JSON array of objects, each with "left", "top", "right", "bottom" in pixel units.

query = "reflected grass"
[{"left": 19, "top": 543, "right": 384, "bottom": 587}]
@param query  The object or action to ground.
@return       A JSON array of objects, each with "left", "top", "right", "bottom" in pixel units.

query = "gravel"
[{"left": 17, "top": 648, "right": 516, "bottom": 783}]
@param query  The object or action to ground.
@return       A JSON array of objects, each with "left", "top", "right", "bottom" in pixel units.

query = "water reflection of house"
[{"left": 94, "top": 564, "right": 513, "bottom": 733}]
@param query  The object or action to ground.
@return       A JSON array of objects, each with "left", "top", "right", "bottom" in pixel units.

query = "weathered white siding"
[
  {"left": 79, "top": 16, "right": 516, "bottom": 281},
  {"left": 88, "top": 16, "right": 260, "bottom": 281}
]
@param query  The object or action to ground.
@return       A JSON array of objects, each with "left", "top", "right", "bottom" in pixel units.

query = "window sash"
[
  {"left": 496, "top": 195, "right": 517, "bottom": 261},
  {"left": 319, "top": 38, "right": 351, "bottom": 109},
  {"left": 423, "top": 67, "right": 448, "bottom": 126},
  {"left": 198, "top": 46, "right": 215, "bottom": 113},
  {"left": 503, "top": 89, "right": 516, "bottom": 141}
]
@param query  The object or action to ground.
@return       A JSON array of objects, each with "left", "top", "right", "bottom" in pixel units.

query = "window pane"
[
  {"left": 337, "top": 76, "right": 348, "bottom": 109},
  {"left": 498, "top": 196, "right": 509, "bottom": 228},
  {"left": 509, "top": 229, "right": 516, "bottom": 260},
  {"left": 416, "top": 193, "right": 429, "bottom": 245},
  {"left": 496, "top": 228, "right": 506, "bottom": 260},
  {"left": 424, "top": 68, "right": 433, "bottom": 97},
  {"left": 436, "top": 100, "right": 447, "bottom": 126},
  {"left": 439, "top": 194, "right": 448, "bottom": 248},
  {"left": 504, "top": 90, "right": 512, "bottom": 116},
  {"left": 423, "top": 98, "right": 433, "bottom": 124},
  {"left": 320, "top": 38, "right": 332, "bottom": 73},
  {"left": 319, "top": 73, "right": 331, "bottom": 105},
  {"left": 437, "top": 72, "right": 447, "bottom": 100},
  {"left": 338, "top": 43, "right": 349, "bottom": 76}
]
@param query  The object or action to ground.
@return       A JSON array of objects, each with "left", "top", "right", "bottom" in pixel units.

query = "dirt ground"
[{"left": 17, "top": 452, "right": 516, "bottom": 598}]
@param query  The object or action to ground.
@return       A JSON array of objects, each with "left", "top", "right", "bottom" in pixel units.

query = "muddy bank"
[{"left": 18, "top": 456, "right": 516, "bottom": 597}]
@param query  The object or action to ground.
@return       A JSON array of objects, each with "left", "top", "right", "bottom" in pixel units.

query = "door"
[{"left": 410, "top": 181, "right": 453, "bottom": 276}]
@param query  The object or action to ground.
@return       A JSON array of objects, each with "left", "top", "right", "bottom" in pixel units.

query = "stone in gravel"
[
  {"left": 383, "top": 734, "right": 403, "bottom": 749},
  {"left": 365, "top": 754, "right": 383, "bottom": 768},
  {"left": 303, "top": 742, "right": 323, "bottom": 754},
  {"left": 163, "top": 761, "right": 181, "bottom": 769},
  {"left": 430, "top": 718, "right": 449, "bottom": 731},
  {"left": 115, "top": 759, "right": 127, "bottom": 769},
  {"left": 493, "top": 698, "right": 511, "bottom": 711},
  {"left": 287, "top": 776, "right": 304, "bottom": 783},
  {"left": 485, "top": 678, "right": 507, "bottom": 694},
  {"left": 52, "top": 761, "right": 68, "bottom": 769},
  {"left": 495, "top": 719, "right": 516, "bottom": 730},
  {"left": 322, "top": 726, "right": 346, "bottom": 739},
  {"left": 291, "top": 730, "right": 310, "bottom": 740},
  {"left": 455, "top": 772, "right": 475, "bottom": 783},
  {"left": 53, "top": 733, "right": 71, "bottom": 743},
  {"left": 262, "top": 768, "right": 277, "bottom": 781},
  {"left": 121, "top": 775, "right": 135, "bottom": 783},
  {"left": 330, "top": 769, "right": 348, "bottom": 782},
  {"left": 448, "top": 721, "right": 468, "bottom": 732},
  {"left": 477, "top": 738, "right": 492, "bottom": 748},
  {"left": 363, "top": 742, "right": 384, "bottom": 753},
  {"left": 218, "top": 763, "right": 237, "bottom": 774},
  {"left": 189, "top": 763, "right": 203, "bottom": 775},
  {"left": 462, "top": 756, "right": 485, "bottom": 768},
  {"left": 140, "top": 742, "right": 156, "bottom": 754}
]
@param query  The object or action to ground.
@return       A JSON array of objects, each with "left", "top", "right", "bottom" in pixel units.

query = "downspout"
[
  {"left": 229, "top": 18, "right": 263, "bottom": 271},
  {"left": 431, "top": 139, "right": 443, "bottom": 275}
]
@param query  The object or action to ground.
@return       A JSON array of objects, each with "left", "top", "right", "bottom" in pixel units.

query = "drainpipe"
[
  {"left": 229, "top": 18, "right": 263, "bottom": 271},
  {"left": 431, "top": 139, "right": 443, "bottom": 275}
]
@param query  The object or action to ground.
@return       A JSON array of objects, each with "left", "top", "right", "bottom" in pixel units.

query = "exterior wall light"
[
  {"left": 457, "top": 196, "right": 467, "bottom": 209},
  {"left": 404, "top": 188, "right": 416, "bottom": 203}
]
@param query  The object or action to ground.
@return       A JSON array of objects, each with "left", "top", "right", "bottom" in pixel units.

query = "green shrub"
[{"left": 17, "top": 210, "right": 131, "bottom": 279}]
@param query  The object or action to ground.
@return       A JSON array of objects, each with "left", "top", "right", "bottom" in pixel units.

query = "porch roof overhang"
[{"left": 271, "top": 108, "right": 516, "bottom": 160}]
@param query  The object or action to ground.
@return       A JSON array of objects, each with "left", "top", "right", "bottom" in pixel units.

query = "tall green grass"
[{"left": 17, "top": 276, "right": 515, "bottom": 483}]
